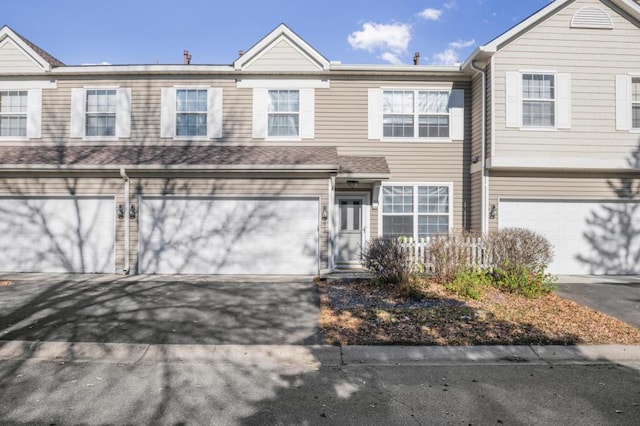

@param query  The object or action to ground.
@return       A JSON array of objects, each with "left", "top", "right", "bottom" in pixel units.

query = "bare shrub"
[
  {"left": 362, "top": 237, "right": 418, "bottom": 292},
  {"left": 487, "top": 227, "right": 554, "bottom": 273},
  {"left": 428, "top": 231, "right": 482, "bottom": 284}
]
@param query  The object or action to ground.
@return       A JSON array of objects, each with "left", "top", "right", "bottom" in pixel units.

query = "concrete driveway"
[
  {"left": 556, "top": 275, "right": 640, "bottom": 328},
  {"left": 0, "top": 273, "right": 324, "bottom": 345}
]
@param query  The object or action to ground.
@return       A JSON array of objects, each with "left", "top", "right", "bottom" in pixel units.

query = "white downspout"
[
  {"left": 470, "top": 60, "right": 489, "bottom": 234},
  {"left": 119, "top": 168, "right": 130, "bottom": 274}
]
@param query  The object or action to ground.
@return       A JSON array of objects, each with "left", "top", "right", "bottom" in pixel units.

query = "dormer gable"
[
  {"left": 0, "top": 25, "right": 64, "bottom": 73},
  {"left": 234, "top": 24, "right": 329, "bottom": 72}
]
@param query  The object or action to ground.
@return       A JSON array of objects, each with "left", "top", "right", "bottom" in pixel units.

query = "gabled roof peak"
[
  {"left": 0, "top": 25, "right": 65, "bottom": 69},
  {"left": 233, "top": 23, "right": 330, "bottom": 72}
]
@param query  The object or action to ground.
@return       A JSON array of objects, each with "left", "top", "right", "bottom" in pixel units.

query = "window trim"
[
  {"left": 521, "top": 72, "right": 556, "bottom": 129},
  {"left": 84, "top": 88, "right": 117, "bottom": 138},
  {"left": 380, "top": 88, "right": 453, "bottom": 141},
  {"left": 632, "top": 77, "right": 640, "bottom": 131},
  {"left": 160, "top": 86, "right": 223, "bottom": 140},
  {"left": 378, "top": 182, "right": 454, "bottom": 240},
  {"left": 266, "top": 89, "right": 300, "bottom": 140},
  {"left": 175, "top": 88, "right": 209, "bottom": 139},
  {"left": 252, "top": 87, "right": 314, "bottom": 141},
  {"left": 0, "top": 90, "right": 28, "bottom": 139}
]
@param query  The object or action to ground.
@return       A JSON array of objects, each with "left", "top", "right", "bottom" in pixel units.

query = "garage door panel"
[
  {"left": 499, "top": 200, "right": 640, "bottom": 275},
  {"left": 139, "top": 197, "right": 319, "bottom": 274},
  {"left": 0, "top": 196, "right": 115, "bottom": 273}
]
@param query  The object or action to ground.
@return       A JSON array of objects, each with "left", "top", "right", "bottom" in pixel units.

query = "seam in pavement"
[{"left": 133, "top": 344, "right": 151, "bottom": 365}]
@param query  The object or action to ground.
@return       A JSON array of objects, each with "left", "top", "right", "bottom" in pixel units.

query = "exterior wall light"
[
  {"left": 321, "top": 205, "right": 329, "bottom": 221},
  {"left": 129, "top": 204, "right": 137, "bottom": 219},
  {"left": 489, "top": 204, "right": 497, "bottom": 219},
  {"left": 117, "top": 204, "right": 125, "bottom": 219}
]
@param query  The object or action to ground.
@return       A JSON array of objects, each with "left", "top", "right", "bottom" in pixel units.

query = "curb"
[{"left": 0, "top": 341, "right": 638, "bottom": 366}]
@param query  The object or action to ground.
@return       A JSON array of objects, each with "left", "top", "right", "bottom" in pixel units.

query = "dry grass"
[
  {"left": 318, "top": 279, "right": 640, "bottom": 346},
  {"left": 0, "top": 280, "right": 13, "bottom": 287}
]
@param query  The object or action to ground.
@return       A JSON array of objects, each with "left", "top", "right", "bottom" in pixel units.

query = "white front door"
[{"left": 336, "top": 196, "right": 366, "bottom": 266}]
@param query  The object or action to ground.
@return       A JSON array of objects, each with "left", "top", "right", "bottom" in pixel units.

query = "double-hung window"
[
  {"left": 71, "top": 87, "right": 131, "bottom": 139},
  {"left": 268, "top": 89, "right": 299, "bottom": 137},
  {"left": 522, "top": 74, "right": 555, "bottom": 127},
  {"left": 0, "top": 90, "right": 27, "bottom": 137},
  {"left": 176, "top": 89, "right": 208, "bottom": 137},
  {"left": 381, "top": 184, "right": 450, "bottom": 240},
  {"left": 632, "top": 78, "right": 640, "bottom": 129},
  {"left": 382, "top": 90, "right": 451, "bottom": 139},
  {"left": 85, "top": 89, "right": 116, "bottom": 137}
]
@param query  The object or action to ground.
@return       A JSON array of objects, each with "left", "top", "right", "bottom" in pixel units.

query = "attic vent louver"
[{"left": 570, "top": 7, "right": 614, "bottom": 29}]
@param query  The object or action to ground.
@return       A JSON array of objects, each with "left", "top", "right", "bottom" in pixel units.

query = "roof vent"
[{"left": 571, "top": 7, "right": 614, "bottom": 29}]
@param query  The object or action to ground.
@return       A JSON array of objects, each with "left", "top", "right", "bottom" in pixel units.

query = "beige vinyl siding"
[
  {"left": 244, "top": 39, "right": 321, "bottom": 72},
  {"left": 132, "top": 176, "right": 329, "bottom": 272},
  {"left": 486, "top": 62, "right": 492, "bottom": 158},
  {"left": 471, "top": 72, "right": 483, "bottom": 162},
  {"left": 492, "top": 0, "right": 640, "bottom": 167},
  {"left": 470, "top": 171, "right": 482, "bottom": 233},
  {"left": 0, "top": 40, "right": 43, "bottom": 73},
  {"left": 488, "top": 170, "right": 640, "bottom": 230}
]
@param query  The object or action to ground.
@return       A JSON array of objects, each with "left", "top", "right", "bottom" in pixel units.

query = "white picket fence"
[{"left": 398, "top": 236, "right": 491, "bottom": 272}]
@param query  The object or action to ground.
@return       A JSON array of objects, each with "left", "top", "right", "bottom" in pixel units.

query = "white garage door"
[
  {"left": 499, "top": 199, "right": 640, "bottom": 275},
  {"left": 139, "top": 196, "right": 319, "bottom": 274},
  {"left": 0, "top": 196, "right": 116, "bottom": 273}
]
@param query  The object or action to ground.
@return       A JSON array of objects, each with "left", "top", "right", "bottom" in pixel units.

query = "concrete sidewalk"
[{"left": 1, "top": 340, "right": 639, "bottom": 366}]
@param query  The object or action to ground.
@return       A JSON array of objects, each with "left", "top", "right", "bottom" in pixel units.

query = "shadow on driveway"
[
  {"left": 0, "top": 273, "right": 324, "bottom": 345},
  {"left": 556, "top": 275, "right": 640, "bottom": 328}
]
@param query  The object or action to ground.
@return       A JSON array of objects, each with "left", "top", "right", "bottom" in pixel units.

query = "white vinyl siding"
[
  {"left": 160, "top": 87, "right": 223, "bottom": 139},
  {"left": 252, "top": 87, "right": 314, "bottom": 139},
  {"left": 369, "top": 88, "right": 463, "bottom": 141},
  {"left": 381, "top": 183, "right": 451, "bottom": 239},
  {"left": 505, "top": 71, "right": 570, "bottom": 129},
  {"left": 70, "top": 88, "right": 131, "bottom": 139}
]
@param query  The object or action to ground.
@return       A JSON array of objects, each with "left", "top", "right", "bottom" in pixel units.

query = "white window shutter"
[
  {"left": 505, "top": 72, "right": 521, "bottom": 128},
  {"left": 252, "top": 88, "right": 267, "bottom": 139},
  {"left": 300, "top": 88, "right": 315, "bottom": 139},
  {"left": 70, "top": 88, "right": 84, "bottom": 138},
  {"left": 26, "top": 88, "right": 42, "bottom": 139},
  {"left": 116, "top": 88, "right": 131, "bottom": 138},
  {"left": 160, "top": 88, "right": 176, "bottom": 138},
  {"left": 616, "top": 75, "right": 631, "bottom": 131},
  {"left": 449, "top": 89, "right": 465, "bottom": 140},
  {"left": 207, "top": 87, "right": 223, "bottom": 139},
  {"left": 556, "top": 73, "right": 571, "bottom": 129},
  {"left": 368, "top": 88, "right": 382, "bottom": 140}
]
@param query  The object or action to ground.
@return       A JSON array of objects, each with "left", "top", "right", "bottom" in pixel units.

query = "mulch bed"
[{"left": 317, "top": 278, "right": 640, "bottom": 346}]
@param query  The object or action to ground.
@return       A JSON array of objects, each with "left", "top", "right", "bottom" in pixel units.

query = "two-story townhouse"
[
  {"left": 0, "top": 0, "right": 638, "bottom": 277},
  {"left": 0, "top": 24, "right": 469, "bottom": 275},
  {"left": 465, "top": 0, "right": 640, "bottom": 275}
]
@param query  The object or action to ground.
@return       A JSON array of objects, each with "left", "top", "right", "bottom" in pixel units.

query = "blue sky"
[{"left": 4, "top": 0, "right": 552, "bottom": 66}]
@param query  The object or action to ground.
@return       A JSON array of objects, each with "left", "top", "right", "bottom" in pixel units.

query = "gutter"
[
  {"left": 119, "top": 168, "right": 130, "bottom": 275},
  {"left": 0, "top": 164, "right": 340, "bottom": 173},
  {"left": 470, "top": 60, "right": 489, "bottom": 234}
]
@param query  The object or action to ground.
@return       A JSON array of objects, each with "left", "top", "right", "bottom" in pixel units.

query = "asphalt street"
[{"left": 0, "top": 352, "right": 638, "bottom": 425}]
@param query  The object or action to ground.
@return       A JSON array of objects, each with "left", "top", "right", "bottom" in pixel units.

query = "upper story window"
[
  {"left": 381, "top": 184, "right": 451, "bottom": 240},
  {"left": 85, "top": 89, "right": 116, "bottom": 137},
  {"left": 160, "top": 87, "right": 223, "bottom": 140},
  {"left": 176, "top": 89, "right": 208, "bottom": 137},
  {"left": 522, "top": 74, "right": 555, "bottom": 127},
  {"left": 368, "top": 88, "right": 464, "bottom": 141},
  {"left": 0, "top": 90, "right": 27, "bottom": 137},
  {"left": 268, "top": 89, "right": 299, "bottom": 137},
  {"left": 71, "top": 88, "right": 131, "bottom": 139},
  {"left": 632, "top": 78, "right": 640, "bottom": 129},
  {"left": 505, "top": 71, "right": 570, "bottom": 130},
  {"left": 382, "top": 90, "right": 450, "bottom": 139}
]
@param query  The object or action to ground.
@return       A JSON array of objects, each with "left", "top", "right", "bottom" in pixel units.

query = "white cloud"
[
  {"left": 444, "top": 1, "right": 457, "bottom": 9},
  {"left": 81, "top": 61, "right": 111, "bottom": 66},
  {"left": 449, "top": 39, "right": 476, "bottom": 50},
  {"left": 380, "top": 52, "right": 403, "bottom": 65},
  {"left": 348, "top": 22, "right": 411, "bottom": 64},
  {"left": 432, "top": 39, "right": 476, "bottom": 65},
  {"left": 419, "top": 8, "right": 443, "bottom": 21},
  {"left": 433, "top": 49, "right": 459, "bottom": 65}
]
